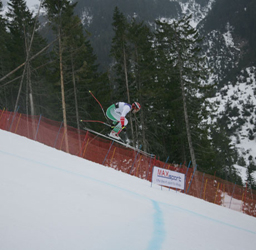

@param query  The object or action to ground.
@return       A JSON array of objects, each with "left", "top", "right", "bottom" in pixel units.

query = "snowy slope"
[
  {"left": 2, "top": 0, "right": 41, "bottom": 16},
  {"left": 1, "top": 129, "right": 256, "bottom": 250},
  {"left": 208, "top": 67, "right": 256, "bottom": 171},
  {"left": 177, "top": 0, "right": 215, "bottom": 27}
]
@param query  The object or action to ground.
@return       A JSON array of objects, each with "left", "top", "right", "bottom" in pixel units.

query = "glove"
[{"left": 122, "top": 125, "right": 126, "bottom": 132}]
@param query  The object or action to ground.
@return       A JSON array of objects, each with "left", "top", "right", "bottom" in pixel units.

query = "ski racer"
[{"left": 106, "top": 102, "right": 141, "bottom": 139}]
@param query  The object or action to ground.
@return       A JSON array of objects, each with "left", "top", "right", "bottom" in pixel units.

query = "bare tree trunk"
[
  {"left": 71, "top": 51, "right": 82, "bottom": 152},
  {"left": 13, "top": 2, "right": 42, "bottom": 113},
  {"left": 27, "top": 63, "right": 36, "bottom": 138},
  {"left": 123, "top": 45, "right": 135, "bottom": 147},
  {"left": 123, "top": 47, "right": 130, "bottom": 103},
  {"left": 59, "top": 27, "right": 69, "bottom": 153},
  {"left": 178, "top": 55, "right": 199, "bottom": 196},
  {"left": 134, "top": 46, "right": 146, "bottom": 151},
  {"left": 178, "top": 57, "right": 196, "bottom": 168},
  {"left": 180, "top": 78, "right": 197, "bottom": 168}
]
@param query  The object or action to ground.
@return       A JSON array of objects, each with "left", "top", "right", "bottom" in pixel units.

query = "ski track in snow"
[
  {"left": 0, "top": 147, "right": 166, "bottom": 248},
  {"left": 1, "top": 129, "right": 256, "bottom": 250},
  {"left": 1, "top": 146, "right": 255, "bottom": 241}
]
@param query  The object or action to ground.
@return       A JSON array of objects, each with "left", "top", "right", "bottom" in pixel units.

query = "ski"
[
  {"left": 80, "top": 119, "right": 112, "bottom": 127},
  {"left": 82, "top": 126, "right": 129, "bottom": 146},
  {"left": 81, "top": 122, "right": 153, "bottom": 157}
]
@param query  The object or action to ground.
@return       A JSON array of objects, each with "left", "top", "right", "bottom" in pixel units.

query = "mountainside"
[
  {"left": 73, "top": 0, "right": 217, "bottom": 70},
  {"left": 74, "top": 0, "right": 181, "bottom": 70},
  {"left": 72, "top": 0, "right": 256, "bottom": 181},
  {"left": 197, "top": 0, "right": 256, "bottom": 172}
]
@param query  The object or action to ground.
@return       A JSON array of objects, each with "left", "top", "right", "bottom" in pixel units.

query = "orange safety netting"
[{"left": 0, "top": 109, "right": 255, "bottom": 217}]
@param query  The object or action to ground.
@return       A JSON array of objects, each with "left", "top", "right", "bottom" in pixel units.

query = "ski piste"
[{"left": 82, "top": 126, "right": 153, "bottom": 157}]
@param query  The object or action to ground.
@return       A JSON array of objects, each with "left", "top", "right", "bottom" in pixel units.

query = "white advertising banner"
[{"left": 152, "top": 166, "right": 185, "bottom": 190}]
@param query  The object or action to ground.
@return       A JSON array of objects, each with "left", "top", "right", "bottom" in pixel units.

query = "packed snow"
[{"left": 1, "top": 129, "right": 256, "bottom": 250}]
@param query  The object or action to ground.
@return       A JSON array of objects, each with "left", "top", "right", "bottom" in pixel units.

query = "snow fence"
[{"left": 0, "top": 109, "right": 255, "bottom": 217}]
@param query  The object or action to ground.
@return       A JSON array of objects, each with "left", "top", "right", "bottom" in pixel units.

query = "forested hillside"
[
  {"left": 74, "top": 0, "right": 181, "bottom": 70},
  {"left": 1, "top": 0, "right": 256, "bottom": 188}
]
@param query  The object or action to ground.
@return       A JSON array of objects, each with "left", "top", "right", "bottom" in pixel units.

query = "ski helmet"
[{"left": 132, "top": 102, "right": 141, "bottom": 113}]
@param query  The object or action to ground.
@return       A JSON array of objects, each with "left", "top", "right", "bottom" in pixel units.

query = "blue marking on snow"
[
  {"left": 146, "top": 200, "right": 165, "bottom": 250},
  {"left": 1, "top": 149, "right": 167, "bottom": 249}
]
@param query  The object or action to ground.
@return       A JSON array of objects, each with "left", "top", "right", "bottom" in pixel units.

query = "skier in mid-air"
[{"left": 106, "top": 101, "right": 141, "bottom": 140}]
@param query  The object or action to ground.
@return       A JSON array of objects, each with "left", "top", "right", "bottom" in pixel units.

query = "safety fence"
[{"left": 0, "top": 108, "right": 255, "bottom": 217}]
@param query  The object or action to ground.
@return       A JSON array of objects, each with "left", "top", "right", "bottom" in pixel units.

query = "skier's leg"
[
  {"left": 109, "top": 123, "right": 122, "bottom": 140},
  {"left": 115, "top": 118, "right": 128, "bottom": 134}
]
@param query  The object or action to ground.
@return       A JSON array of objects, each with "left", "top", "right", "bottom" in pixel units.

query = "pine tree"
[
  {"left": 110, "top": 8, "right": 159, "bottom": 148},
  {"left": 42, "top": 0, "right": 79, "bottom": 152},
  {"left": 154, "top": 15, "right": 210, "bottom": 167},
  {"left": 0, "top": 0, "right": 11, "bottom": 108},
  {"left": 127, "top": 19, "right": 155, "bottom": 151},
  {"left": 3, "top": 0, "right": 50, "bottom": 115},
  {"left": 4, "top": 0, "right": 33, "bottom": 111},
  {"left": 43, "top": 0, "right": 109, "bottom": 133},
  {"left": 247, "top": 156, "right": 256, "bottom": 190},
  {"left": 110, "top": 7, "right": 136, "bottom": 144},
  {"left": 0, "top": 0, "right": 9, "bottom": 74},
  {"left": 110, "top": 7, "right": 131, "bottom": 100},
  {"left": 60, "top": 11, "right": 109, "bottom": 130}
]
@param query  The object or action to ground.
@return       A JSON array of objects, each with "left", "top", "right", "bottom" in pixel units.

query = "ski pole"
[
  {"left": 89, "top": 90, "right": 109, "bottom": 122},
  {"left": 80, "top": 119, "right": 112, "bottom": 127}
]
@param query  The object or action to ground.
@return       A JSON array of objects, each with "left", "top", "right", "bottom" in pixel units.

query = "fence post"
[
  {"left": 214, "top": 182, "right": 220, "bottom": 204},
  {"left": 242, "top": 182, "right": 247, "bottom": 213},
  {"left": 203, "top": 179, "right": 208, "bottom": 200},
  {"left": 54, "top": 121, "right": 63, "bottom": 148},
  {"left": 184, "top": 161, "right": 191, "bottom": 192},
  {"left": 34, "top": 115, "right": 42, "bottom": 141},
  {"left": 129, "top": 145, "right": 142, "bottom": 175},
  {"left": 135, "top": 155, "right": 142, "bottom": 177},
  {"left": 240, "top": 192, "right": 245, "bottom": 212},
  {"left": 229, "top": 182, "right": 236, "bottom": 209},
  {"left": 163, "top": 156, "right": 169, "bottom": 168},
  {"left": 0, "top": 108, "right": 5, "bottom": 124},
  {"left": 14, "top": 114, "right": 22, "bottom": 134},
  {"left": 151, "top": 166, "right": 155, "bottom": 187},
  {"left": 200, "top": 173, "right": 205, "bottom": 199},
  {"left": 102, "top": 141, "right": 114, "bottom": 165},
  {"left": 110, "top": 147, "right": 116, "bottom": 166},
  {"left": 0, "top": 108, "right": 5, "bottom": 129},
  {"left": 186, "top": 165, "right": 197, "bottom": 194},
  {"left": 82, "top": 138, "right": 90, "bottom": 158},
  {"left": 9, "top": 106, "right": 19, "bottom": 131},
  {"left": 77, "top": 130, "right": 88, "bottom": 156},
  {"left": 146, "top": 154, "right": 154, "bottom": 180}
]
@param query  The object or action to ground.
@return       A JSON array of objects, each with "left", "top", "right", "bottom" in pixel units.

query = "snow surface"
[
  {"left": 178, "top": 0, "right": 215, "bottom": 28},
  {"left": 25, "top": 0, "right": 40, "bottom": 8},
  {"left": 2, "top": 0, "right": 39, "bottom": 9},
  {"left": 1, "top": 0, "right": 42, "bottom": 16},
  {"left": 1, "top": 129, "right": 256, "bottom": 250},
  {"left": 208, "top": 66, "right": 256, "bottom": 175}
]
